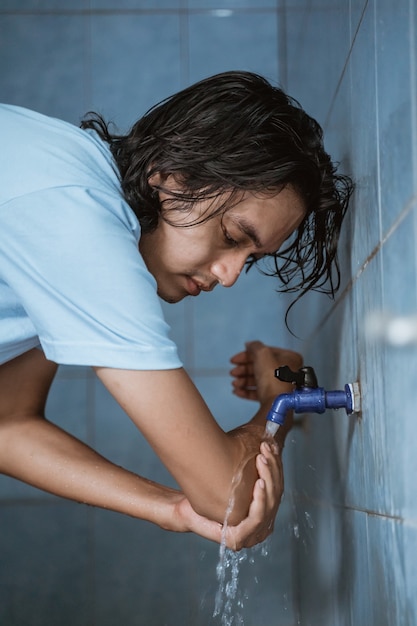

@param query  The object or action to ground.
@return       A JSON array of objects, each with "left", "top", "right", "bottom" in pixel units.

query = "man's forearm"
[{"left": 0, "top": 413, "right": 183, "bottom": 526}]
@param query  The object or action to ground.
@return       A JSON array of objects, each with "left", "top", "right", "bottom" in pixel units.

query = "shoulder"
[{"left": 0, "top": 104, "right": 121, "bottom": 200}]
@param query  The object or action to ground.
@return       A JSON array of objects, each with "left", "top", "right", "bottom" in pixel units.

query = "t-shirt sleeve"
[{"left": 0, "top": 186, "right": 182, "bottom": 369}]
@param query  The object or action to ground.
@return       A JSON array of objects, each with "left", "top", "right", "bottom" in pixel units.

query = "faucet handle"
[{"left": 275, "top": 365, "right": 319, "bottom": 389}]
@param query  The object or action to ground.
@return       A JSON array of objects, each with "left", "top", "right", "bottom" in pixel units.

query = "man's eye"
[{"left": 223, "top": 227, "right": 238, "bottom": 247}]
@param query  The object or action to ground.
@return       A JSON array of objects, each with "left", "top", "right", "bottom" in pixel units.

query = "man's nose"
[{"left": 210, "top": 253, "right": 247, "bottom": 288}]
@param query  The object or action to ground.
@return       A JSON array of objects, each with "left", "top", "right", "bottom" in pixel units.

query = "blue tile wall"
[
  {"left": 0, "top": 503, "right": 92, "bottom": 626},
  {"left": 188, "top": 10, "right": 279, "bottom": 82},
  {"left": 1, "top": 0, "right": 89, "bottom": 9},
  {"left": 0, "top": 14, "right": 89, "bottom": 123},
  {"left": 188, "top": 1, "right": 277, "bottom": 8},
  {"left": 376, "top": 0, "right": 415, "bottom": 232},
  {"left": 0, "top": 369, "right": 91, "bottom": 500},
  {"left": 284, "top": 0, "right": 417, "bottom": 624},
  {"left": 1, "top": 0, "right": 416, "bottom": 624},
  {"left": 90, "top": 13, "right": 183, "bottom": 128},
  {"left": 92, "top": 0, "right": 182, "bottom": 7}
]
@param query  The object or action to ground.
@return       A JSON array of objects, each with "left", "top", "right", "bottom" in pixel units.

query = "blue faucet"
[{"left": 265, "top": 365, "right": 361, "bottom": 437}]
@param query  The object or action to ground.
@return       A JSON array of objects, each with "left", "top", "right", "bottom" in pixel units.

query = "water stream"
[
  {"left": 213, "top": 536, "right": 271, "bottom": 625},
  {"left": 213, "top": 429, "right": 276, "bottom": 624}
]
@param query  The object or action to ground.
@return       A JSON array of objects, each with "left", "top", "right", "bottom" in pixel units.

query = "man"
[{"left": 0, "top": 71, "right": 352, "bottom": 549}]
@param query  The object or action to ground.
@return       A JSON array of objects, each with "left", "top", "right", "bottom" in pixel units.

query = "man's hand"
[
  {"left": 172, "top": 440, "right": 282, "bottom": 550},
  {"left": 230, "top": 341, "right": 303, "bottom": 405}
]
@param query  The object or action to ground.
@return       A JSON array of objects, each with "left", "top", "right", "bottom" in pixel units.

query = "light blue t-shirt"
[{"left": 0, "top": 104, "right": 181, "bottom": 369}]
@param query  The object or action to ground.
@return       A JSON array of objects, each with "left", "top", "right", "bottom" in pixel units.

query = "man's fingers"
[
  {"left": 256, "top": 443, "right": 283, "bottom": 505},
  {"left": 223, "top": 478, "right": 268, "bottom": 550}
]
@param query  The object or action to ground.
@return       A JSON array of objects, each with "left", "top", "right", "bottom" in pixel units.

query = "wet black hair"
[{"left": 81, "top": 70, "right": 353, "bottom": 306}]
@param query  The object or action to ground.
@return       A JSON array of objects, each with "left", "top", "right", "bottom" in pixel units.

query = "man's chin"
[{"left": 157, "top": 289, "right": 185, "bottom": 304}]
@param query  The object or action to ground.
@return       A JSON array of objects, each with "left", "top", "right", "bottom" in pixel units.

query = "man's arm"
[
  {"left": 0, "top": 347, "right": 284, "bottom": 548},
  {"left": 94, "top": 342, "right": 302, "bottom": 525},
  {"left": 0, "top": 349, "right": 182, "bottom": 524}
]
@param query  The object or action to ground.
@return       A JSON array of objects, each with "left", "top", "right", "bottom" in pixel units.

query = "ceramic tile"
[
  {"left": 285, "top": 288, "right": 338, "bottom": 347},
  {"left": 345, "top": 513, "right": 407, "bottom": 626},
  {"left": 365, "top": 514, "right": 408, "bottom": 625},
  {"left": 376, "top": 0, "right": 414, "bottom": 233},
  {"left": 381, "top": 214, "right": 417, "bottom": 520},
  {"left": 91, "top": 0, "right": 181, "bottom": 7},
  {"left": 93, "top": 509, "right": 195, "bottom": 625},
  {"left": 295, "top": 508, "right": 407, "bottom": 626},
  {"left": 90, "top": 13, "right": 182, "bottom": 130},
  {"left": 381, "top": 209, "right": 417, "bottom": 318},
  {"left": 0, "top": 503, "right": 91, "bottom": 626},
  {"left": 0, "top": 0, "right": 88, "bottom": 9},
  {"left": 376, "top": 213, "right": 417, "bottom": 519},
  {"left": 403, "top": 522, "right": 417, "bottom": 625},
  {"left": 0, "top": 15, "right": 88, "bottom": 123},
  {"left": 290, "top": 257, "right": 385, "bottom": 513},
  {"left": 160, "top": 298, "right": 192, "bottom": 368},
  {"left": 285, "top": 7, "right": 354, "bottom": 328},
  {"left": 0, "top": 376, "right": 90, "bottom": 500},
  {"left": 192, "top": 374, "right": 258, "bottom": 432},
  {"left": 350, "top": 0, "right": 370, "bottom": 32},
  {"left": 295, "top": 506, "right": 368, "bottom": 625},
  {"left": 402, "top": 342, "right": 417, "bottom": 521},
  {"left": 92, "top": 377, "right": 178, "bottom": 488},
  {"left": 284, "top": 6, "right": 351, "bottom": 130},
  {"left": 188, "top": 0, "right": 276, "bottom": 7},
  {"left": 288, "top": 0, "right": 417, "bottom": 620},
  {"left": 284, "top": 0, "right": 345, "bottom": 8},
  {"left": 413, "top": 0, "right": 417, "bottom": 192},
  {"left": 192, "top": 269, "right": 292, "bottom": 370},
  {"left": 347, "top": 254, "right": 388, "bottom": 512},
  {"left": 188, "top": 11, "right": 279, "bottom": 84},
  {"left": 348, "top": 0, "right": 381, "bottom": 270},
  {"left": 46, "top": 375, "right": 91, "bottom": 439},
  {"left": 95, "top": 512, "right": 296, "bottom": 626}
]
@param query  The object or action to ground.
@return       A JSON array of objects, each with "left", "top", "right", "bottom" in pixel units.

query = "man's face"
[{"left": 139, "top": 178, "right": 306, "bottom": 303}]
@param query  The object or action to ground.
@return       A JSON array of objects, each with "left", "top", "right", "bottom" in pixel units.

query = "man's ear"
[
  {"left": 147, "top": 171, "right": 163, "bottom": 189},
  {"left": 148, "top": 172, "right": 181, "bottom": 195}
]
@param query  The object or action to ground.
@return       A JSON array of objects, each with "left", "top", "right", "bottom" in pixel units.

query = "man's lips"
[
  {"left": 186, "top": 277, "right": 201, "bottom": 296},
  {"left": 185, "top": 277, "right": 217, "bottom": 296}
]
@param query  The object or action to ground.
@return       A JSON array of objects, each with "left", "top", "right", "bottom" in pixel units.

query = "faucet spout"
[{"left": 264, "top": 365, "right": 360, "bottom": 438}]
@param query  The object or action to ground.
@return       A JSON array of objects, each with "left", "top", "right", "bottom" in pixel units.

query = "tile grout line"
[
  {"left": 0, "top": 7, "right": 285, "bottom": 16},
  {"left": 292, "top": 493, "right": 414, "bottom": 524},
  {"left": 373, "top": 0, "right": 385, "bottom": 308},
  {"left": 323, "top": 0, "right": 369, "bottom": 131},
  {"left": 410, "top": 0, "right": 417, "bottom": 298}
]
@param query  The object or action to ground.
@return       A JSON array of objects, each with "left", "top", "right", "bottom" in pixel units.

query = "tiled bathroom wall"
[
  {"left": 1, "top": 0, "right": 416, "bottom": 625},
  {"left": 283, "top": 0, "right": 417, "bottom": 624}
]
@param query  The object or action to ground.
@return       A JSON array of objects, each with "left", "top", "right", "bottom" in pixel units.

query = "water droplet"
[{"left": 304, "top": 511, "right": 314, "bottom": 528}]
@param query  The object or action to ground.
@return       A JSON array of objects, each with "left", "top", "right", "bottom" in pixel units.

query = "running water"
[
  {"left": 213, "top": 536, "right": 271, "bottom": 625},
  {"left": 213, "top": 543, "right": 247, "bottom": 625},
  {"left": 213, "top": 428, "right": 276, "bottom": 624}
]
